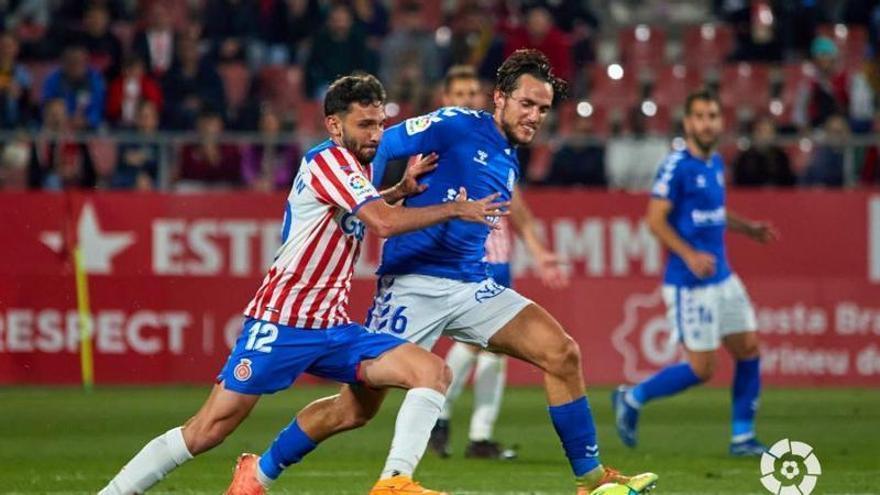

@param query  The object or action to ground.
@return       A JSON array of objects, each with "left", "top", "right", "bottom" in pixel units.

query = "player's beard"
[
  {"left": 691, "top": 132, "right": 719, "bottom": 155},
  {"left": 499, "top": 114, "right": 536, "bottom": 146},
  {"left": 341, "top": 133, "right": 377, "bottom": 165}
]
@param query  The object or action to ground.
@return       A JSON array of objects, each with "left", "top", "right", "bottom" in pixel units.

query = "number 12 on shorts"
[{"left": 245, "top": 321, "right": 278, "bottom": 353}]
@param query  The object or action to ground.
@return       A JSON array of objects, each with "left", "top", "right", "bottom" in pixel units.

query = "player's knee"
[
  {"left": 690, "top": 359, "right": 716, "bottom": 382},
  {"left": 545, "top": 334, "right": 582, "bottom": 377},
  {"left": 407, "top": 355, "right": 450, "bottom": 393}
]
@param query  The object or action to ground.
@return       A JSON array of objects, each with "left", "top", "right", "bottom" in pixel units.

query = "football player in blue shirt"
[
  {"left": 612, "top": 89, "right": 778, "bottom": 457},
  {"left": 363, "top": 50, "right": 658, "bottom": 495}
]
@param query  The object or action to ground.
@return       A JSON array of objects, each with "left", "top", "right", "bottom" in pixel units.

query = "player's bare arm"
[
  {"left": 509, "top": 186, "right": 569, "bottom": 289},
  {"left": 357, "top": 188, "right": 509, "bottom": 238},
  {"left": 726, "top": 210, "right": 779, "bottom": 244},
  {"left": 646, "top": 197, "right": 716, "bottom": 278},
  {"left": 380, "top": 153, "right": 439, "bottom": 204}
]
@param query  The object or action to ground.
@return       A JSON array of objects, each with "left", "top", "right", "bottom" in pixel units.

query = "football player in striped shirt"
[{"left": 98, "top": 74, "right": 508, "bottom": 495}]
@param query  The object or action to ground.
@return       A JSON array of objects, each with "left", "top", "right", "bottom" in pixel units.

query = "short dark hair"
[
  {"left": 443, "top": 65, "right": 478, "bottom": 92},
  {"left": 324, "top": 73, "right": 386, "bottom": 116},
  {"left": 684, "top": 88, "right": 721, "bottom": 115},
  {"left": 495, "top": 49, "right": 568, "bottom": 102}
]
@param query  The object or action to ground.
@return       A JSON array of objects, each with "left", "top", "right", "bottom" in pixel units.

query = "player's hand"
[
  {"left": 748, "top": 221, "right": 779, "bottom": 244},
  {"left": 454, "top": 187, "right": 510, "bottom": 228},
  {"left": 535, "top": 250, "right": 570, "bottom": 289},
  {"left": 684, "top": 250, "right": 716, "bottom": 279},
  {"left": 397, "top": 153, "right": 438, "bottom": 197}
]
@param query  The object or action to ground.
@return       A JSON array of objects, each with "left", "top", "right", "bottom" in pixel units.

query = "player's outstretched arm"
[
  {"left": 646, "top": 197, "right": 716, "bottom": 279},
  {"left": 357, "top": 188, "right": 509, "bottom": 238},
  {"left": 726, "top": 210, "right": 780, "bottom": 244},
  {"left": 509, "top": 186, "right": 569, "bottom": 289},
  {"left": 380, "top": 153, "right": 439, "bottom": 204}
]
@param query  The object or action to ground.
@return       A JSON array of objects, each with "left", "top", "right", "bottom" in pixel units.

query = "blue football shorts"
[{"left": 217, "top": 317, "right": 408, "bottom": 395}]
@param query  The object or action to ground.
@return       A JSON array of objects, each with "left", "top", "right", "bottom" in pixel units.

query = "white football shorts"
[
  {"left": 661, "top": 274, "right": 758, "bottom": 352},
  {"left": 365, "top": 273, "right": 533, "bottom": 350}
]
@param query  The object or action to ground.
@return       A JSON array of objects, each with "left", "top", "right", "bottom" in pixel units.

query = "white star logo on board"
[{"left": 40, "top": 202, "right": 135, "bottom": 274}]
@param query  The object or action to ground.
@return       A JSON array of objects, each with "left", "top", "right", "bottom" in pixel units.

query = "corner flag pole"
[{"left": 64, "top": 194, "right": 94, "bottom": 391}]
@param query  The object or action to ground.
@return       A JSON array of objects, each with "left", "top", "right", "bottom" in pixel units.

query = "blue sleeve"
[
  {"left": 372, "top": 108, "right": 467, "bottom": 187},
  {"left": 651, "top": 154, "right": 684, "bottom": 204},
  {"left": 41, "top": 72, "right": 61, "bottom": 103}
]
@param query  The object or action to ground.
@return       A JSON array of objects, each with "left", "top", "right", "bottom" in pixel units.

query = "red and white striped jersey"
[
  {"left": 244, "top": 141, "right": 381, "bottom": 328},
  {"left": 484, "top": 216, "right": 511, "bottom": 264}
]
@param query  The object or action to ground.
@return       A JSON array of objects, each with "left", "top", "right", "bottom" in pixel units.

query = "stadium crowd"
[{"left": 1, "top": 0, "right": 880, "bottom": 191}]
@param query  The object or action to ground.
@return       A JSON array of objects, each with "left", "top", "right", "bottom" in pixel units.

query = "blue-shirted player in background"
[
  {"left": 612, "top": 89, "right": 779, "bottom": 457},
  {"left": 364, "top": 50, "right": 658, "bottom": 495}
]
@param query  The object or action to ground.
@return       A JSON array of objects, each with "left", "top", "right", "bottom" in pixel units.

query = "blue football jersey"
[
  {"left": 371, "top": 107, "right": 520, "bottom": 282},
  {"left": 651, "top": 149, "right": 731, "bottom": 287}
]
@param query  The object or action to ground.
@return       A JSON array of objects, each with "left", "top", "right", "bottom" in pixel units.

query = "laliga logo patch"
[
  {"left": 760, "top": 439, "right": 821, "bottom": 495},
  {"left": 234, "top": 358, "right": 253, "bottom": 382},
  {"left": 405, "top": 115, "right": 432, "bottom": 135},
  {"left": 348, "top": 174, "right": 368, "bottom": 190}
]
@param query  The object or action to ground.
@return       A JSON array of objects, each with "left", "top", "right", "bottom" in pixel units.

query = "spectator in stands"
[
  {"left": 35, "top": 98, "right": 96, "bottom": 189},
  {"left": 544, "top": 116, "right": 606, "bottom": 186},
  {"left": 251, "top": 0, "right": 293, "bottom": 66},
  {"left": 132, "top": 3, "right": 176, "bottom": 77},
  {"left": 504, "top": 6, "right": 572, "bottom": 82},
  {"left": 445, "top": 5, "right": 505, "bottom": 80},
  {"left": 724, "top": 0, "right": 783, "bottom": 62},
  {"left": 113, "top": 100, "right": 161, "bottom": 190},
  {"left": 242, "top": 106, "right": 300, "bottom": 191},
  {"left": 857, "top": 111, "right": 880, "bottom": 185},
  {"left": 56, "top": 0, "right": 128, "bottom": 23},
  {"left": 733, "top": 115, "right": 796, "bottom": 187},
  {"left": 41, "top": 44, "right": 106, "bottom": 130},
  {"left": 0, "top": 0, "right": 50, "bottom": 34},
  {"left": 0, "top": 33, "right": 33, "bottom": 128},
  {"left": 352, "top": 0, "right": 390, "bottom": 48},
  {"left": 802, "top": 113, "right": 850, "bottom": 187},
  {"left": 106, "top": 56, "right": 163, "bottom": 128},
  {"left": 0, "top": 137, "right": 32, "bottom": 190},
  {"left": 380, "top": 1, "right": 441, "bottom": 108},
  {"left": 794, "top": 36, "right": 874, "bottom": 130},
  {"left": 203, "top": 0, "right": 260, "bottom": 65},
  {"left": 161, "top": 36, "right": 226, "bottom": 130},
  {"left": 278, "top": 0, "right": 322, "bottom": 63},
  {"left": 75, "top": 4, "right": 124, "bottom": 79},
  {"left": 175, "top": 108, "right": 241, "bottom": 189},
  {"left": 605, "top": 106, "right": 669, "bottom": 191},
  {"left": 304, "top": 3, "right": 376, "bottom": 98}
]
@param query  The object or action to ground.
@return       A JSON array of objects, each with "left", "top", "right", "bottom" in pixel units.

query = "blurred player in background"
[
  {"left": 365, "top": 50, "right": 658, "bottom": 495},
  {"left": 98, "top": 74, "right": 508, "bottom": 495},
  {"left": 612, "top": 89, "right": 778, "bottom": 457},
  {"left": 410, "top": 65, "right": 570, "bottom": 460}
]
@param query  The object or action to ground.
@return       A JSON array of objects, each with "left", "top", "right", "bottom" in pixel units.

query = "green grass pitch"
[{"left": 2, "top": 385, "right": 877, "bottom": 494}]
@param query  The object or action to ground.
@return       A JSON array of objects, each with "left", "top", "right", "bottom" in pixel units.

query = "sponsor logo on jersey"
[
  {"left": 691, "top": 206, "right": 726, "bottom": 226},
  {"left": 696, "top": 175, "right": 707, "bottom": 188},
  {"left": 233, "top": 358, "right": 253, "bottom": 381},
  {"left": 339, "top": 211, "right": 366, "bottom": 241}
]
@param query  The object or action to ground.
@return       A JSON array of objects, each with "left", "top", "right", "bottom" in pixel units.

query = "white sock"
[
  {"left": 469, "top": 352, "right": 506, "bottom": 442},
  {"left": 440, "top": 342, "right": 479, "bottom": 420},
  {"left": 98, "top": 427, "right": 193, "bottom": 495},
  {"left": 380, "top": 388, "right": 446, "bottom": 479}
]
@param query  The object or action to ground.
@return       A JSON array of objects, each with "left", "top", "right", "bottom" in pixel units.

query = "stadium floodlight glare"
[
  {"left": 635, "top": 24, "right": 650, "bottom": 42},
  {"left": 435, "top": 26, "right": 452, "bottom": 46},
  {"left": 700, "top": 23, "right": 717, "bottom": 40},
  {"left": 769, "top": 99, "right": 784, "bottom": 116},
  {"left": 835, "top": 23, "right": 848, "bottom": 38},
  {"left": 607, "top": 64, "right": 624, "bottom": 80},
  {"left": 799, "top": 137, "right": 813, "bottom": 152},
  {"left": 385, "top": 102, "right": 400, "bottom": 118},
  {"left": 577, "top": 101, "right": 594, "bottom": 118},
  {"left": 640, "top": 100, "right": 657, "bottom": 117}
]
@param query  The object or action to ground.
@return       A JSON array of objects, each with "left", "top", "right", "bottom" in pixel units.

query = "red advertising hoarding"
[{"left": 1, "top": 190, "right": 878, "bottom": 387}]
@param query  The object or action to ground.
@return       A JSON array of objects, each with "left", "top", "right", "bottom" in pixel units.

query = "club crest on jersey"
[
  {"left": 696, "top": 175, "right": 707, "bottom": 188},
  {"left": 233, "top": 358, "right": 253, "bottom": 382},
  {"left": 405, "top": 115, "right": 433, "bottom": 135}
]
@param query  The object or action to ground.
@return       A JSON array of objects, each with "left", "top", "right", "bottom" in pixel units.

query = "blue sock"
[
  {"left": 731, "top": 357, "right": 761, "bottom": 441},
  {"left": 258, "top": 419, "right": 318, "bottom": 481},
  {"left": 548, "top": 396, "right": 600, "bottom": 477},
  {"left": 630, "top": 362, "right": 702, "bottom": 406}
]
